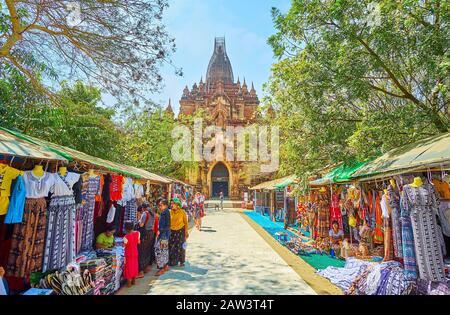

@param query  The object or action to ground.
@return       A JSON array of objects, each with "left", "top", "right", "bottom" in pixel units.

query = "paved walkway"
[{"left": 145, "top": 208, "right": 316, "bottom": 295}]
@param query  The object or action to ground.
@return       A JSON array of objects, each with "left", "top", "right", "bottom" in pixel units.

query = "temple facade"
[{"left": 172, "top": 37, "right": 273, "bottom": 200}]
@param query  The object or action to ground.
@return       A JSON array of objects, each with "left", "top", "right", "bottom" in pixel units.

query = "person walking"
[
  {"left": 123, "top": 221, "right": 140, "bottom": 287},
  {"left": 219, "top": 191, "right": 224, "bottom": 210},
  {"left": 169, "top": 198, "right": 189, "bottom": 267},
  {"left": 155, "top": 199, "right": 170, "bottom": 276}
]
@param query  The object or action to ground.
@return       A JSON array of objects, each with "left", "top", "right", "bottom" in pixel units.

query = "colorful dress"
[
  {"left": 80, "top": 175, "right": 101, "bottom": 251},
  {"left": 400, "top": 192, "right": 418, "bottom": 280},
  {"left": 387, "top": 184, "right": 403, "bottom": 259},
  {"left": 402, "top": 183, "right": 445, "bottom": 282},
  {"left": 42, "top": 172, "right": 80, "bottom": 272},
  {"left": 7, "top": 171, "right": 55, "bottom": 277},
  {"left": 317, "top": 192, "right": 330, "bottom": 238},
  {"left": 123, "top": 230, "right": 140, "bottom": 280}
]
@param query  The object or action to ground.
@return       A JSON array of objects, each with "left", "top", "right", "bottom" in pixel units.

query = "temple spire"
[{"left": 165, "top": 99, "right": 174, "bottom": 117}]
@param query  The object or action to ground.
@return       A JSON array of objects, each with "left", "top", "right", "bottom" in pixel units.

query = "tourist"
[
  {"left": 95, "top": 226, "right": 116, "bottom": 250},
  {"left": 123, "top": 221, "right": 140, "bottom": 287},
  {"left": 155, "top": 199, "right": 171, "bottom": 276},
  {"left": 193, "top": 192, "right": 202, "bottom": 230},
  {"left": 169, "top": 197, "right": 189, "bottom": 267},
  {"left": 219, "top": 191, "right": 224, "bottom": 210},
  {"left": 136, "top": 203, "right": 154, "bottom": 278},
  {"left": 0, "top": 267, "right": 9, "bottom": 295},
  {"left": 329, "top": 220, "right": 344, "bottom": 258}
]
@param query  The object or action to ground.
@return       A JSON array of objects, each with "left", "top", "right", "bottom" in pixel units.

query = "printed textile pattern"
[{"left": 402, "top": 184, "right": 445, "bottom": 282}]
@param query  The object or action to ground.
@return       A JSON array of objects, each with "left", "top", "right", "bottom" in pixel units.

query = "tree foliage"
[
  {"left": 266, "top": 0, "right": 449, "bottom": 178},
  {"left": 1, "top": 72, "right": 123, "bottom": 161},
  {"left": 0, "top": 0, "right": 178, "bottom": 106}
]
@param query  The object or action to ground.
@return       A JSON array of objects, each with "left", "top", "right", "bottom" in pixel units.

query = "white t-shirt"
[
  {"left": 122, "top": 177, "right": 134, "bottom": 201},
  {"left": 134, "top": 183, "right": 144, "bottom": 199},
  {"left": 380, "top": 194, "right": 390, "bottom": 218},
  {"left": 51, "top": 172, "right": 80, "bottom": 197},
  {"left": 23, "top": 171, "right": 55, "bottom": 198}
]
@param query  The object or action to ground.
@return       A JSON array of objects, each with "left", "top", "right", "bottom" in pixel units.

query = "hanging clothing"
[
  {"left": 80, "top": 175, "right": 101, "bottom": 251},
  {"left": 123, "top": 230, "right": 140, "bottom": 280},
  {"left": 102, "top": 174, "right": 112, "bottom": 202},
  {"left": 23, "top": 171, "right": 55, "bottom": 199},
  {"left": 387, "top": 184, "right": 403, "bottom": 260},
  {"left": 7, "top": 198, "right": 47, "bottom": 277},
  {"left": 437, "top": 200, "right": 450, "bottom": 237},
  {"left": 402, "top": 184, "right": 445, "bottom": 282},
  {"left": 381, "top": 193, "right": 393, "bottom": 261},
  {"left": 373, "top": 193, "right": 384, "bottom": 245},
  {"left": 0, "top": 164, "right": 22, "bottom": 215},
  {"left": 4, "top": 176, "right": 26, "bottom": 224},
  {"left": 400, "top": 192, "right": 418, "bottom": 280},
  {"left": 42, "top": 195, "right": 76, "bottom": 272},
  {"left": 42, "top": 172, "right": 80, "bottom": 272},
  {"left": 316, "top": 192, "right": 330, "bottom": 238},
  {"left": 122, "top": 199, "right": 137, "bottom": 233},
  {"left": 122, "top": 177, "right": 134, "bottom": 202},
  {"left": 74, "top": 204, "right": 83, "bottom": 255},
  {"left": 110, "top": 175, "right": 124, "bottom": 201},
  {"left": 330, "top": 194, "right": 343, "bottom": 229}
]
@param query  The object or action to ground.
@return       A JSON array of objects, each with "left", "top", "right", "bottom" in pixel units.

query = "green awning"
[
  {"left": 0, "top": 128, "right": 68, "bottom": 162},
  {"left": 274, "top": 176, "right": 296, "bottom": 189},
  {"left": 309, "top": 161, "right": 370, "bottom": 186},
  {"left": 250, "top": 175, "right": 297, "bottom": 190},
  {"left": 353, "top": 132, "right": 450, "bottom": 179},
  {"left": 0, "top": 127, "right": 168, "bottom": 182}
]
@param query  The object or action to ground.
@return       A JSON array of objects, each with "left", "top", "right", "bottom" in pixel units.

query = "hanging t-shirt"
[
  {"left": 134, "top": 183, "right": 144, "bottom": 199},
  {"left": 4, "top": 176, "right": 26, "bottom": 224},
  {"left": 51, "top": 172, "right": 81, "bottom": 197},
  {"left": 122, "top": 177, "right": 134, "bottom": 202},
  {"left": 0, "top": 164, "right": 22, "bottom": 215},
  {"left": 110, "top": 175, "right": 124, "bottom": 201},
  {"left": 23, "top": 171, "right": 55, "bottom": 198}
]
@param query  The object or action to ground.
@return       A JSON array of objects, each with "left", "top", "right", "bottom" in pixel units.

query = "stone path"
[{"left": 144, "top": 208, "right": 316, "bottom": 295}]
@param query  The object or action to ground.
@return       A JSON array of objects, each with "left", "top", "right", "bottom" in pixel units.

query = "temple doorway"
[{"left": 211, "top": 162, "right": 229, "bottom": 198}]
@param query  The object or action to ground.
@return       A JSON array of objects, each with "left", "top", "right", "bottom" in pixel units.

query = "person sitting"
[
  {"left": 329, "top": 220, "right": 344, "bottom": 258},
  {"left": 96, "top": 226, "right": 116, "bottom": 250},
  {"left": 0, "top": 267, "right": 9, "bottom": 295}
]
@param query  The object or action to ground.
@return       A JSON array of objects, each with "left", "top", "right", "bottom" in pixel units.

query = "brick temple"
[{"left": 168, "top": 37, "right": 274, "bottom": 200}]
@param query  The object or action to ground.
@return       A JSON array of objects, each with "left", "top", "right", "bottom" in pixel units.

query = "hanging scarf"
[{"left": 373, "top": 193, "right": 384, "bottom": 244}]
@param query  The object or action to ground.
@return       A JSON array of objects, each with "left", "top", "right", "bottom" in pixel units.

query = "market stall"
[{"left": 0, "top": 127, "right": 172, "bottom": 295}]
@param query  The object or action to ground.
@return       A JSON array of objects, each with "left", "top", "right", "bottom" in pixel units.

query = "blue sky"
[{"left": 153, "top": 0, "right": 291, "bottom": 114}]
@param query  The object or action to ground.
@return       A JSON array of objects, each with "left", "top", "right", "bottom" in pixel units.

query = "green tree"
[
  {"left": 1, "top": 73, "right": 123, "bottom": 161},
  {"left": 266, "top": 0, "right": 449, "bottom": 178},
  {"left": 0, "top": 0, "right": 178, "bottom": 105}
]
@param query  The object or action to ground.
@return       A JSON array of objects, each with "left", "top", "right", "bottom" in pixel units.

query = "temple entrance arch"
[{"left": 208, "top": 161, "right": 230, "bottom": 198}]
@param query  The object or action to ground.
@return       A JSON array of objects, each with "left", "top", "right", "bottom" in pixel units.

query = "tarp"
[
  {"left": 0, "top": 127, "right": 168, "bottom": 182},
  {"left": 0, "top": 128, "right": 68, "bottom": 162},
  {"left": 250, "top": 175, "right": 297, "bottom": 190},
  {"left": 309, "top": 161, "right": 369, "bottom": 186},
  {"left": 353, "top": 132, "right": 450, "bottom": 179},
  {"left": 274, "top": 176, "right": 297, "bottom": 189}
]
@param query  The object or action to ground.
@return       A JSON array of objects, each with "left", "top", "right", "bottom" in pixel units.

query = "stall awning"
[
  {"left": 0, "top": 127, "right": 169, "bottom": 182},
  {"left": 309, "top": 161, "right": 370, "bottom": 186},
  {"left": 250, "top": 175, "right": 297, "bottom": 190},
  {"left": 352, "top": 132, "right": 450, "bottom": 180},
  {"left": 274, "top": 176, "right": 297, "bottom": 189},
  {"left": 0, "top": 128, "right": 68, "bottom": 162}
]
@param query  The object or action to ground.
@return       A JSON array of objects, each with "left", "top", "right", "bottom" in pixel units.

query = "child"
[{"left": 123, "top": 221, "right": 140, "bottom": 287}]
